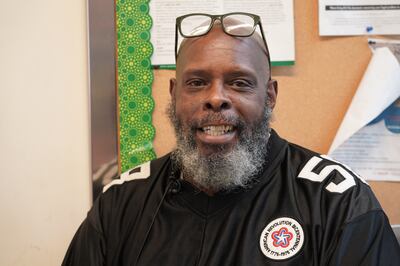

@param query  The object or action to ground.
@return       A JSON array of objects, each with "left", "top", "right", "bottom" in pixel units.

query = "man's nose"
[{"left": 203, "top": 82, "right": 232, "bottom": 111}]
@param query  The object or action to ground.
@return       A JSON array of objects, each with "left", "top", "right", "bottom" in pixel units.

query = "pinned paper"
[
  {"left": 329, "top": 47, "right": 400, "bottom": 181},
  {"left": 329, "top": 47, "right": 400, "bottom": 153}
]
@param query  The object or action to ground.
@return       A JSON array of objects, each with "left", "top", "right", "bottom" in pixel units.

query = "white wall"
[{"left": 0, "top": 1, "right": 91, "bottom": 265}]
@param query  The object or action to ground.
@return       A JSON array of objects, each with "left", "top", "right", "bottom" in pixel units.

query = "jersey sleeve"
[
  {"left": 327, "top": 210, "right": 400, "bottom": 266},
  {"left": 62, "top": 198, "right": 107, "bottom": 266}
]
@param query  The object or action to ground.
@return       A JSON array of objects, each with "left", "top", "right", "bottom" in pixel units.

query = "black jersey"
[{"left": 63, "top": 130, "right": 400, "bottom": 266}]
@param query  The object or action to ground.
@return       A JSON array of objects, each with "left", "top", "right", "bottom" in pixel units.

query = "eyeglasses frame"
[{"left": 174, "top": 12, "right": 271, "bottom": 72}]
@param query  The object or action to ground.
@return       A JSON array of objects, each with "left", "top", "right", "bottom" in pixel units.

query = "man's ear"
[
  {"left": 169, "top": 78, "right": 177, "bottom": 97},
  {"left": 266, "top": 79, "right": 278, "bottom": 109}
]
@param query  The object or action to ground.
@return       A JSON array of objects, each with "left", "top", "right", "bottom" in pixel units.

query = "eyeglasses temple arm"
[
  {"left": 175, "top": 23, "right": 179, "bottom": 61},
  {"left": 257, "top": 22, "right": 272, "bottom": 78}
]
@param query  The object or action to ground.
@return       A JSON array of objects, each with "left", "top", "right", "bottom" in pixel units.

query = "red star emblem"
[{"left": 271, "top": 227, "right": 293, "bottom": 248}]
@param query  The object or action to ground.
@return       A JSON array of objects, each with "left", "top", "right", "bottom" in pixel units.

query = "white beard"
[{"left": 168, "top": 103, "right": 272, "bottom": 192}]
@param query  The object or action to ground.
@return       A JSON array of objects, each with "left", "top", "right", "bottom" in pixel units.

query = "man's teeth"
[{"left": 202, "top": 125, "right": 233, "bottom": 136}]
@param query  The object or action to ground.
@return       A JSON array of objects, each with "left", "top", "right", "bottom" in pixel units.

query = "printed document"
[
  {"left": 150, "top": 0, "right": 295, "bottom": 66},
  {"left": 329, "top": 43, "right": 400, "bottom": 181},
  {"left": 319, "top": 0, "right": 400, "bottom": 35}
]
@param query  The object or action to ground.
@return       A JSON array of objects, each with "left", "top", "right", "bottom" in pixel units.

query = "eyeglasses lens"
[
  {"left": 180, "top": 15, "right": 212, "bottom": 37},
  {"left": 223, "top": 14, "right": 256, "bottom": 36}
]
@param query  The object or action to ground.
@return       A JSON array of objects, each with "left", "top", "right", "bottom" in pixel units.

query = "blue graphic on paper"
[{"left": 368, "top": 98, "right": 400, "bottom": 133}]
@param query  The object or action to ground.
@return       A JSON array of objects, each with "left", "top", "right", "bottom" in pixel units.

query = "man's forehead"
[
  {"left": 177, "top": 27, "right": 269, "bottom": 70},
  {"left": 177, "top": 24, "right": 269, "bottom": 63}
]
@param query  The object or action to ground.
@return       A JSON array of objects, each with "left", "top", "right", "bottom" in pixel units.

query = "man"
[{"left": 63, "top": 13, "right": 400, "bottom": 265}]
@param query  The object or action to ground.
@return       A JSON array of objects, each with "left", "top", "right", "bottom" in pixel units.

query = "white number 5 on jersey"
[{"left": 298, "top": 155, "right": 367, "bottom": 193}]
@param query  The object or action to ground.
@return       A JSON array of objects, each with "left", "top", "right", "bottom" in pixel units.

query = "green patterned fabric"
[{"left": 116, "top": 0, "right": 156, "bottom": 172}]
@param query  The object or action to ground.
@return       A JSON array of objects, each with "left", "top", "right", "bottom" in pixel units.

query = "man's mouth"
[
  {"left": 193, "top": 120, "right": 239, "bottom": 148},
  {"left": 201, "top": 125, "right": 234, "bottom": 136}
]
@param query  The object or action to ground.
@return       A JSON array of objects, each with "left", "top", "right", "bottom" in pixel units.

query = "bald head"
[{"left": 177, "top": 23, "right": 271, "bottom": 75}]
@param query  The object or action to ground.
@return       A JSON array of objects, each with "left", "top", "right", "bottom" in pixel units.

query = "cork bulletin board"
[{"left": 148, "top": 1, "right": 400, "bottom": 223}]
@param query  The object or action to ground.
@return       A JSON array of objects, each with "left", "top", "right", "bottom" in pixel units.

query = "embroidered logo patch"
[{"left": 259, "top": 217, "right": 304, "bottom": 260}]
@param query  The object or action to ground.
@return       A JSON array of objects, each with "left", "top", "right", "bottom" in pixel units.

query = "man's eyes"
[
  {"left": 183, "top": 78, "right": 255, "bottom": 90},
  {"left": 229, "top": 79, "right": 253, "bottom": 88},
  {"left": 185, "top": 79, "right": 207, "bottom": 88}
]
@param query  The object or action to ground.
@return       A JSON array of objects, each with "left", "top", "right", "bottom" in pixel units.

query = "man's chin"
[{"left": 196, "top": 142, "right": 236, "bottom": 158}]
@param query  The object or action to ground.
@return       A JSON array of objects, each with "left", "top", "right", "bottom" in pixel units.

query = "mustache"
[{"left": 188, "top": 112, "right": 245, "bottom": 130}]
